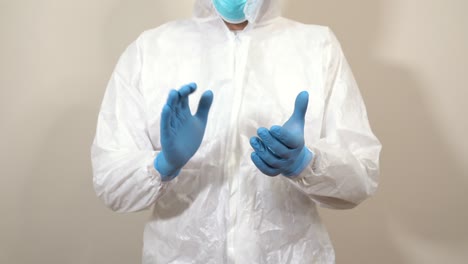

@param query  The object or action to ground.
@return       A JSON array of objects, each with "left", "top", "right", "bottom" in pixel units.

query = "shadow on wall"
[
  {"left": 18, "top": 103, "right": 152, "bottom": 263},
  {"left": 283, "top": 0, "right": 467, "bottom": 263},
  {"left": 13, "top": 2, "right": 192, "bottom": 263}
]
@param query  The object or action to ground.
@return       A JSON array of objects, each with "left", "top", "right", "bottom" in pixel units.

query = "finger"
[
  {"left": 178, "top": 83, "right": 197, "bottom": 97},
  {"left": 256, "top": 127, "right": 291, "bottom": 158},
  {"left": 249, "top": 136, "right": 265, "bottom": 152},
  {"left": 292, "top": 91, "right": 309, "bottom": 120},
  {"left": 178, "top": 83, "right": 197, "bottom": 109},
  {"left": 160, "top": 104, "right": 172, "bottom": 139},
  {"left": 195, "top": 90, "right": 214, "bottom": 124},
  {"left": 251, "top": 152, "right": 280, "bottom": 177},
  {"left": 166, "top": 89, "right": 180, "bottom": 109},
  {"left": 249, "top": 137, "right": 284, "bottom": 168},
  {"left": 270, "top": 125, "right": 303, "bottom": 149}
]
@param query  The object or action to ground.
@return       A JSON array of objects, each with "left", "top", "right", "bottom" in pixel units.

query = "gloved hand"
[
  {"left": 250, "top": 91, "right": 313, "bottom": 177},
  {"left": 155, "top": 83, "right": 214, "bottom": 181}
]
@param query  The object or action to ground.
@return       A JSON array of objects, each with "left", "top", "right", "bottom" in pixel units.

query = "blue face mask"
[{"left": 212, "top": 0, "right": 248, "bottom": 24}]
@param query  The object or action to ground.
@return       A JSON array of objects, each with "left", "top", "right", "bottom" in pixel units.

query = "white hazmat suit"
[{"left": 91, "top": 0, "right": 381, "bottom": 263}]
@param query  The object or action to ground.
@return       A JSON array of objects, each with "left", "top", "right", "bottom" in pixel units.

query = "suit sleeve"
[
  {"left": 91, "top": 36, "right": 171, "bottom": 213},
  {"left": 286, "top": 28, "right": 382, "bottom": 209}
]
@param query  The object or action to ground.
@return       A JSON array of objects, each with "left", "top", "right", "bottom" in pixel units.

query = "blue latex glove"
[
  {"left": 155, "top": 83, "right": 214, "bottom": 181},
  {"left": 250, "top": 91, "right": 313, "bottom": 177}
]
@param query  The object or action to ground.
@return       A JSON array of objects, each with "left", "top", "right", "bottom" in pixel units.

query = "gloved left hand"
[{"left": 250, "top": 91, "right": 313, "bottom": 177}]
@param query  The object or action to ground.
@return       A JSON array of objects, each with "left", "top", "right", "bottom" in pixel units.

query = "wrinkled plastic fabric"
[{"left": 91, "top": 0, "right": 381, "bottom": 263}]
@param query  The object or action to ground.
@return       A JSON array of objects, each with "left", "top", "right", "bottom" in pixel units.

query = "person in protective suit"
[{"left": 91, "top": 0, "right": 381, "bottom": 263}]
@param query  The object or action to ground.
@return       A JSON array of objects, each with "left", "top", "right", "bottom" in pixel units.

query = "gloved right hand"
[{"left": 154, "top": 83, "right": 214, "bottom": 181}]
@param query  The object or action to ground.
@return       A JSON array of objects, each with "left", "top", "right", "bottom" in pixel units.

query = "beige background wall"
[{"left": 1, "top": 0, "right": 467, "bottom": 263}]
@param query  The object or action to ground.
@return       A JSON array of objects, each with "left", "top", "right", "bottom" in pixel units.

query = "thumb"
[
  {"left": 195, "top": 90, "right": 214, "bottom": 124},
  {"left": 288, "top": 91, "right": 309, "bottom": 123}
]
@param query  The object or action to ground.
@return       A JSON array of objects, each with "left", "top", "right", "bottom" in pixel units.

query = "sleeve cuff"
[{"left": 147, "top": 152, "right": 175, "bottom": 200}]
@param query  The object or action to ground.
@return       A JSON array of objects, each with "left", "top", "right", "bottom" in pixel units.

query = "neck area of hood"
[{"left": 193, "top": 0, "right": 281, "bottom": 25}]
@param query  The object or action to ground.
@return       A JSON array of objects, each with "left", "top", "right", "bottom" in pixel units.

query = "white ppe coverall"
[{"left": 91, "top": 0, "right": 381, "bottom": 263}]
